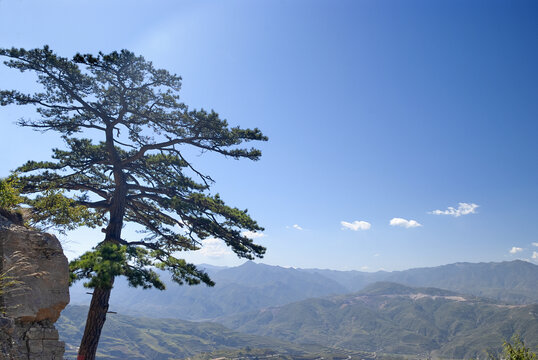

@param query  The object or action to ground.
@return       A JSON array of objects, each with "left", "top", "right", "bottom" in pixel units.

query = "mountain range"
[
  {"left": 69, "top": 260, "right": 538, "bottom": 320},
  {"left": 60, "top": 281, "right": 538, "bottom": 359},
  {"left": 301, "top": 260, "right": 538, "bottom": 304},
  {"left": 218, "top": 282, "right": 538, "bottom": 359}
]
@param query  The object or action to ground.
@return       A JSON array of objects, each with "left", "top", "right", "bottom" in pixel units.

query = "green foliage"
[
  {"left": 0, "top": 175, "right": 22, "bottom": 209},
  {"left": 69, "top": 242, "right": 212, "bottom": 289},
  {"left": 488, "top": 335, "right": 537, "bottom": 360},
  {"left": 70, "top": 243, "right": 129, "bottom": 289},
  {"left": 0, "top": 174, "right": 103, "bottom": 233},
  {"left": 26, "top": 189, "right": 104, "bottom": 234}
]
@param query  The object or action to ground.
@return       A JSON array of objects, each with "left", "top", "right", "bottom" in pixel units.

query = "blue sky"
[{"left": 1, "top": 0, "right": 537, "bottom": 271}]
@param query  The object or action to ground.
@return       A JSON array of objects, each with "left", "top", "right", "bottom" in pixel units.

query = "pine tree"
[{"left": 0, "top": 46, "right": 267, "bottom": 360}]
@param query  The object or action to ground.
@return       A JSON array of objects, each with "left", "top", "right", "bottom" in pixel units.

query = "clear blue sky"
[{"left": 1, "top": 0, "right": 537, "bottom": 271}]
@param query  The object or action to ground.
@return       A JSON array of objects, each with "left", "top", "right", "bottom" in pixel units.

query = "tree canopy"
[{"left": 0, "top": 46, "right": 267, "bottom": 359}]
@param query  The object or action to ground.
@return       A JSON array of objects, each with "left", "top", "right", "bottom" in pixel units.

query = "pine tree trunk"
[
  {"left": 78, "top": 137, "right": 125, "bottom": 360},
  {"left": 77, "top": 278, "right": 115, "bottom": 360}
]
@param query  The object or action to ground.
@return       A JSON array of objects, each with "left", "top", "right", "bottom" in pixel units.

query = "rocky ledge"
[{"left": 0, "top": 213, "right": 69, "bottom": 359}]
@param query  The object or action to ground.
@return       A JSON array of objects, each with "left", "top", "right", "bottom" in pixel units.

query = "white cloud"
[
  {"left": 390, "top": 218, "right": 422, "bottom": 228},
  {"left": 361, "top": 266, "right": 369, "bottom": 270},
  {"left": 341, "top": 220, "right": 371, "bottom": 231},
  {"left": 509, "top": 247, "right": 523, "bottom": 254},
  {"left": 198, "top": 238, "right": 232, "bottom": 258},
  {"left": 292, "top": 224, "right": 303, "bottom": 231},
  {"left": 532, "top": 242, "right": 538, "bottom": 247},
  {"left": 532, "top": 251, "right": 538, "bottom": 259},
  {"left": 242, "top": 230, "right": 266, "bottom": 239},
  {"left": 430, "top": 202, "right": 479, "bottom": 217}
]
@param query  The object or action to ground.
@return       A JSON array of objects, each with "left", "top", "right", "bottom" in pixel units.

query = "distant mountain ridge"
[
  {"left": 302, "top": 259, "right": 538, "bottom": 304},
  {"left": 218, "top": 282, "right": 538, "bottom": 359},
  {"left": 68, "top": 260, "right": 538, "bottom": 320},
  {"left": 379, "top": 260, "right": 538, "bottom": 304}
]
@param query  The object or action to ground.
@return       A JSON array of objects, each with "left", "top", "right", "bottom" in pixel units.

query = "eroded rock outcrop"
[{"left": 0, "top": 213, "right": 69, "bottom": 359}]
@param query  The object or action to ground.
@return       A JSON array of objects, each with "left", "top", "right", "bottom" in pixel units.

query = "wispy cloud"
[
  {"left": 341, "top": 220, "right": 371, "bottom": 231},
  {"left": 198, "top": 238, "right": 232, "bottom": 258},
  {"left": 532, "top": 251, "right": 538, "bottom": 259},
  {"left": 532, "top": 242, "right": 538, "bottom": 247},
  {"left": 430, "top": 202, "right": 479, "bottom": 217},
  {"left": 390, "top": 218, "right": 422, "bottom": 228},
  {"left": 286, "top": 224, "right": 304, "bottom": 230},
  {"left": 242, "top": 230, "right": 266, "bottom": 239},
  {"left": 509, "top": 247, "right": 523, "bottom": 254}
]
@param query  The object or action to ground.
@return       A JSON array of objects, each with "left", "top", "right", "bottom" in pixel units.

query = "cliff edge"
[{"left": 0, "top": 213, "right": 69, "bottom": 359}]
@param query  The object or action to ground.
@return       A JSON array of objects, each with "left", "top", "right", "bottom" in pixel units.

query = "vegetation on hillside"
[
  {"left": 57, "top": 305, "right": 374, "bottom": 360},
  {"left": 219, "top": 282, "right": 538, "bottom": 359},
  {"left": 57, "top": 282, "right": 538, "bottom": 359}
]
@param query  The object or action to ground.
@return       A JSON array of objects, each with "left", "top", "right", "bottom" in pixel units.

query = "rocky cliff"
[{"left": 0, "top": 213, "right": 69, "bottom": 359}]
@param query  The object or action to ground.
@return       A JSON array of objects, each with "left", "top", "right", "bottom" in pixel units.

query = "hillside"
[
  {"left": 60, "top": 280, "right": 538, "bottom": 359},
  {"left": 218, "top": 282, "right": 538, "bottom": 359},
  {"left": 58, "top": 305, "right": 367, "bottom": 360},
  {"left": 69, "top": 260, "right": 538, "bottom": 321}
]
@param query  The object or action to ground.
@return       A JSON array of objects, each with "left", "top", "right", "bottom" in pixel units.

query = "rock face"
[{"left": 0, "top": 214, "right": 69, "bottom": 359}]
